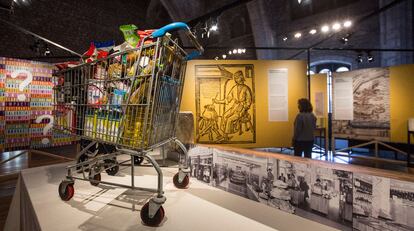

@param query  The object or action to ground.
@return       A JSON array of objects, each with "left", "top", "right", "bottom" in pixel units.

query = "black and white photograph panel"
[
  {"left": 309, "top": 167, "right": 353, "bottom": 225},
  {"left": 353, "top": 174, "right": 414, "bottom": 231},
  {"left": 188, "top": 146, "right": 214, "bottom": 185},
  {"left": 258, "top": 159, "right": 298, "bottom": 214},
  {"left": 212, "top": 149, "right": 267, "bottom": 202}
]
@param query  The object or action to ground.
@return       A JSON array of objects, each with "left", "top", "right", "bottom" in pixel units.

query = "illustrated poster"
[{"left": 195, "top": 64, "right": 255, "bottom": 144}]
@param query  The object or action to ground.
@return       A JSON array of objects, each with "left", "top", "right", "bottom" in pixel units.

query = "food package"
[
  {"left": 108, "top": 63, "right": 123, "bottom": 79},
  {"left": 119, "top": 24, "right": 140, "bottom": 48}
]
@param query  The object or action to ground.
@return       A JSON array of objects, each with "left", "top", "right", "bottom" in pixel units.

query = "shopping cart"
[{"left": 54, "top": 22, "right": 203, "bottom": 226}]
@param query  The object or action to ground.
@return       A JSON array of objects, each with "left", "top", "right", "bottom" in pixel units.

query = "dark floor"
[{"left": 0, "top": 145, "right": 77, "bottom": 230}]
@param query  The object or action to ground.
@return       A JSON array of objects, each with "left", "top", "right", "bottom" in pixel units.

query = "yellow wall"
[
  {"left": 310, "top": 73, "right": 328, "bottom": 130},
  {"left": 390, "top": 64, "right": 414, "bottom": 143},
  {"left": 180, "top": 60, "right": 307, "bottom": 148}
]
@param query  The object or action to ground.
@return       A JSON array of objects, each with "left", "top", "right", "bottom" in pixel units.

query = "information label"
[
  {"left": 333, "top": 76, "right": 353, "bottom": 120},
  {"left": 268, "top": 69, "right": 288, "bottom": 121}
]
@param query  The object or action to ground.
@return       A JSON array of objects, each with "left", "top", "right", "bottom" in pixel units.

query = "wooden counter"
[{"left": 200, "top": 144, "right": 414, "bottom": 182}]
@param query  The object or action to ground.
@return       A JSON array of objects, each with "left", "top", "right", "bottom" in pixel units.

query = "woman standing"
[{"left": 292, "top": 98, "right": 317, "bottom": 158}]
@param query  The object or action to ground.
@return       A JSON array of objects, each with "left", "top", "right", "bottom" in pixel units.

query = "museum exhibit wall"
[
  {"left": 310, "top": 73, "right": 328, "bottom": 131},
  {"left": 0, "top": 57, "right": 71, "bottom": 151},
  {"left": 180, "top": 60, "right": 308, "bottom": 148},
  {"left": 332, "top": 64, "right": 414, "bottom": 144},
  {"left": 188, "top": 144, "right": 414, "bottom": 231},
  {"left": 389, "top": 64, "right": 414, "bottom": 143}
]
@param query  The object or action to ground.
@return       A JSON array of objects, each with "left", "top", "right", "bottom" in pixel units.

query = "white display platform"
[{"left": 4, "top": 162, "right": 338, "bottom": 231}]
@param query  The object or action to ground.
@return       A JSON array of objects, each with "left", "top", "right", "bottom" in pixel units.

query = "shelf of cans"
[
  {"left": 0, "top": 58, "right": 5, "bottom": 152},
  {"left": 30, "top": 61, "right": 54, "bottom": 148},
  {"left": 4, "top": 58, "right": 32, "bottom": 150},
  {"left": 0, "top": 57, "right": 72, "bottom": 151}
]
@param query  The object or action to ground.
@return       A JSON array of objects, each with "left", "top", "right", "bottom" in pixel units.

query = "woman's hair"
[{"left": 298, "top": 98, "right": 313, "bottom": 113}]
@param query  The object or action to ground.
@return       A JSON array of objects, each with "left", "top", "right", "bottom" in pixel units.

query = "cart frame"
[{"left": 55, "top": 22, "right": 203, "bottom": 226}]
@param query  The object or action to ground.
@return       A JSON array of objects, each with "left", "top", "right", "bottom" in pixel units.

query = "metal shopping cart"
[{"left": 54, "top": 22, "right": 203, "bottom": 226}]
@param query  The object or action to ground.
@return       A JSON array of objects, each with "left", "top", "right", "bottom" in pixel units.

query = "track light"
[
  {"left": 294, "top": 32, "right": 302, "bottom": 38},
  {"left": 321, "top": 25, "right": 330, "bottom": 33},
  {"left": 356, "top": 54, "right": 363, "bottom": 63},
  {"left": 282, "top": 36, "right": 288, "bottom": 42},
  {"left": 344, "top": 20, "right": 352, "bottom": 28},
  {"left": 367, "top": 52, "right": 374, "bottom": 63},
  {"left": 44, "top": 47, "right": 51, "bottom": 56},
  {"left": 309, "top": 29, "right": 317, "bottom": 35},
  {"left": 332, "top": 22, "right": 341, "bottom": 31},
  {"left": 340, "top": 33, "right": 351, "bottom": 45},
  {"left": 222, "top": 54, "right": 227, "bottom": 59},
  {"left": 210, "top": 24, "right": 218, "bottom": 31}
]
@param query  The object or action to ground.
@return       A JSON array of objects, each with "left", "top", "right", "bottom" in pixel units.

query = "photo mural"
[
  {"left": 333, "top": 68, "right": 390, "bottom": 141},
  {"left": 188, "top": 146, "right": 414, "bottom": 231},
  {"left": 195, "top": 64, "right": 256, "bottom": 144}
]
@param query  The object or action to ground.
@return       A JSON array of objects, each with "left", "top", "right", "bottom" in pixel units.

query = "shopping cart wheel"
[
  {"left": 104, "top": 159, "right": 119, "bottom": 176},
  {"left": 134, "top": 156, "right": 144, "bottom": 166},
  {"left": 173, "top": 172, "right": 189, "bottom": 189},
  {"left": 89, "top": 172, "right": 101, "bottom": 186},
  {"left": 140, "top": 202, "right": 165, "bottom": 226},
  {"left": 58, "top": 181, "right": 74, "bottom": 201}
]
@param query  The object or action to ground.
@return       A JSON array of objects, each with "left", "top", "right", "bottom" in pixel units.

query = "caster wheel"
[
  {"left": 89, "top": 172, "right": 101, "bottom": 186},
  {"left": 173, "top": 172, "right": 189, "bottom": 189},
  {"left": 58, "top": 182, "right": 74, "bottom": 201},
  {"left": 134, "top": 156, "right": 144, "bottom": 166},
  {"left": 140, "top": 202, "right": 165, "bottom": 226},
  {"left": 104, "top": 159, "right": 119, "bottom": 176}
]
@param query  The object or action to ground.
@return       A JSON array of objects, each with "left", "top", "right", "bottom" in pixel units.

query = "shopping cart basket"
[{"left": 54, "top": 22, "right": 203, "bottom": 226}]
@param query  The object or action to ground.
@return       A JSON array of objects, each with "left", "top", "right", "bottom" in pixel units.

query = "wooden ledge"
[{"left": 199, "top": 144, "right": 414, "bottom": 183}]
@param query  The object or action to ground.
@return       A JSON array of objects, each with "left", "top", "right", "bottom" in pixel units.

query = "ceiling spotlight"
[
  {"left": 242, "top": 49, "right": 246, "bottom": 53},
  {"left": 222, "top": 54, "right": 227, "bottom": 59},
  {"left": 282, "top": 36, "right": 288, "bottom": 42},
  {"left": 228, "top": 50, "right": 232, "bottom": 55},
  {"left": 237, "top": 48, "right": 242, "bottom": 54},
  {"left": 367, "top": 53, "right": 374, "bottom": 63},
  {"left": 356, "top": 54, "right": 363, "bottom": 63},
  {"left": 332, "top": 22, "right": 341, "bottom": 31},
  {"left": 44, "top": 47, "right": 51, "bottom": 56},
  {"left": 214, "top": 57, "right": 219, "bottom": 60},
  {"left": 344, "top": 20, "right": 352, "bottom": 28},
  {"left": 340, "top": 37, "right": 349, "bottom": 45},
  {"left": 309, "top": 29, "right": 317, "bottom": 35},
  {"left": 321, "top": 25, "right": 330, "bottom": 33},
  {"left": 210, "top": 24, "right": 218, "bottom": 31},
  {"left": 298, "top": 0, "right": 302, "bottom": 3},
  {"left": 294, "top": 32, "right": 302, "bottom": 38},
  {"left": 233, "top": 49, "right": 237, "bottom": 54}
]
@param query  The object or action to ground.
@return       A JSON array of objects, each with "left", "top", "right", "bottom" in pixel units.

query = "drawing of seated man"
[{"left": 213, "top": 65, "right": 253, "bottom": 141}]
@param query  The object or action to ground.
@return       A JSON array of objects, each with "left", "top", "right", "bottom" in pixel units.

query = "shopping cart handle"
[
  {"left": 152, "top": 22, "right": 189, "bottom": 38},
  {"left": 152, "top": 22, "right": 204, "bottom": 58}
]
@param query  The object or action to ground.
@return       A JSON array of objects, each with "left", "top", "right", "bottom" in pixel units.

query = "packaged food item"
[
  {"left": 108, "top": 63, "right": 123, "bottom": 79},
  {"left": 119, "top": 24, "right": 140, "bottom": 48},
  {"left": 137, "top": 29, "right": 156, "bottom": 45},
  {"left": 84, "top": 110, "right": 97, "bottom": 138},
  {"left": 111, "top": 89, "right": 126, "bottom": 110},
  {"left": 83, "top": 42, "right": 97, "bottom": 63},
  {"left": 121, "top": 77, "right": 150, "bottom": 146}
]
